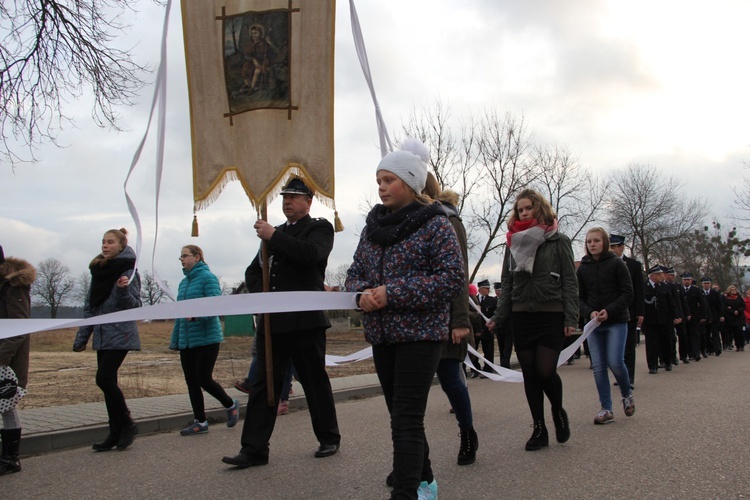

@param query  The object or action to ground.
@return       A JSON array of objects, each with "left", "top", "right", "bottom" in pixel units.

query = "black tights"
[
  {"left": 516, "top": 345, "right": 563, "bottom": 422},
  {"left": 180, "top": 343, "right": 234, "bottom": 421},
  {"left": 96, "top": 350, "right": 132, "bottom": 427}
]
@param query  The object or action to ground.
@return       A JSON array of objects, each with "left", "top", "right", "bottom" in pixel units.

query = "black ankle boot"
[
  {"left": 525, "top": 421, "right": 549, "bottom": 451},
  {"left": 0, "top": 428, "right": 22, "bottom": 476},
  {"left": 92, "top": 421, "right": 120, "bottom": 452},
  {"left": 552, "top": 408, "right": 570, "bottom": 443},
  {"left": 116, "top": 422, "right": 138, "bottom": 451},
  {"left": 457, "top": 427, "right": 479, "bottom": 465}
]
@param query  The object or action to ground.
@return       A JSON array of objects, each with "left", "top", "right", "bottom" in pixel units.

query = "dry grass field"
[{"left": 21, "top": 321, "right": 374, "bottom": 409}]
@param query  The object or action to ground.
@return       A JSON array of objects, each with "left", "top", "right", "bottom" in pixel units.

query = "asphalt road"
[{"left": 6, "top": 346, "right": 750, "bottom": 499}]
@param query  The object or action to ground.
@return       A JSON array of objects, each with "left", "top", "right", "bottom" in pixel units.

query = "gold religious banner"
[{"left": 181, "top": 0, "right": 338, "bottom": 228}]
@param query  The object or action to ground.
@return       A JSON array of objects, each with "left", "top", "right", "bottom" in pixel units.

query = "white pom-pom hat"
[{"left": 376, "top": 139, "right": 429, "bottom": 195}]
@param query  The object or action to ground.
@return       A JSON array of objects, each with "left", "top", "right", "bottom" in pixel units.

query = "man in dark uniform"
[
  {"left": 223, "top": 177, "right": 341, "bottom": 468},
  {"left": 663, "top": 266, "right": 688, "bottom": 365},
  {"left": 470, "top": 279, "right": 496, "bottom": 377},
  {"left": 609, "top": 235, "right": 643, "bottom": 388},
  {"left": 681, "top": 272, "right": 708, "bottom": 361},
  {"left": 642, "top": 265, "right": 679, "bottom": 374},
  {"left": 494, "top": 281, "right": 513, "bottom": 368},
  {"left": 701, "top": 277, "right": 724, "bottom": 357}
]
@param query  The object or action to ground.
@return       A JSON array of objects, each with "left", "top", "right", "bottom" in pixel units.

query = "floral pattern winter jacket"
[{"left": 346, "top": 212, "right": 465, "bottom": 346}]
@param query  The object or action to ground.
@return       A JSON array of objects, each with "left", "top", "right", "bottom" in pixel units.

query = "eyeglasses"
[{"left": 179, "top": 254, "right": 195, "bottom": 260}]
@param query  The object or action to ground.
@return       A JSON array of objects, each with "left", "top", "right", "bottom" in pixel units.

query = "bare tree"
[
  {"left": 531, "top": 144, "right": 608, "bottom": 245},
  {"left": 0, "top": 0, "right": 150, "bottom": 165},
  {"left": 468, "top": 110, "right": 536, "bottom": 282},
  {"left": 219, "top": 279, "right": 241, "bottom": 296},
  {"left": 325, "top": 263, "right": 350, "bottom": 290},
  {"left": 606, "top": 163, "right": 707, "bottom": 270},
  {"left": 400, "top": 99, "right": 481, "bottom": 216},
  {"left": 72, "top": 271, "right": 91, "bottom": 305},
  {"left": 140, "top": 270, "right": 169, "bottom": 305},
  {"left": 689, "top": 221, "right": 750, "bottom": 291},
  {"left": 31, "top": 258, "right": 75, "bottom": 318},
  {"left": 731, "top": 159, "right": 750, "bottom": 225}
]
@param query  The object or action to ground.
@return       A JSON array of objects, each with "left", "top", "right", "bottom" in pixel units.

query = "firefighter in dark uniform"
[
  {"left": 609, "top": 235, "right": 643, "bottom": 388},
  {"left": 700, "top": 276, "right": 724, "bottom": 357},
  {"left": 223, "top": 177, "right": 341, "bottom": 468},
  {"left": 642, "top": 265, "right": 679, "bottom": 374},
  {"left": 470, "top": 279, "right": 497, "bottom": 377},
  {"left": 681, "top": 272, "right": 708, "bottom": 361},
  {"left": 663, "top": 266, "right": 688, "bottom": 365}
]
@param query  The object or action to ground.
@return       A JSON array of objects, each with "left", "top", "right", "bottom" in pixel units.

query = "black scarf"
[
  {"left": 365, "top": 201, "right": 444, "bottom": 246},
  {"left": 89, "top": 256, "right": 136, "bottom": 307}
]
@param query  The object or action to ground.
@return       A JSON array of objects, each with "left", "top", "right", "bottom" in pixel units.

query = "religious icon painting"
[{"left": 223, "top": 9, "right": 291, "bottom": 115}]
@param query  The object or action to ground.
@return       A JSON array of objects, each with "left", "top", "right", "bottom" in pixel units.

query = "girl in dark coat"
[
  {"left": 74, "top": 228, "right": 142, "bottom": 451},
  {"left": 576, "top": 227, "right": 635, "bottom": 425},
  {"left": 488, "top": 189, "right": 578, "bottom": 451}
]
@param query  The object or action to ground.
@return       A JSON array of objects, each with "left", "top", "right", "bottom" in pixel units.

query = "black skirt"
[{"left": 512, "top": 311, "right": 565, "bottom": 352}]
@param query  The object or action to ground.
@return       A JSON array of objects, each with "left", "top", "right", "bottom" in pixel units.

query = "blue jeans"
[
  {"left": 436, "top": 358, "right": 473, "bottom": 430},
  {"left": 587, "top": 322, "right": 631, "bottom": 411},
  {"left": 280, "top": 363, "right": 298, "bottom": 401}
]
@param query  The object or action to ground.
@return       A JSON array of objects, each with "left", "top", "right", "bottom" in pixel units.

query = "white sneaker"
[
  {"left": 594, "top": 409, "right": 614, "bottom": 425},
  {"left": 417, "top": 479, "right": 438, "bottom": 500}
]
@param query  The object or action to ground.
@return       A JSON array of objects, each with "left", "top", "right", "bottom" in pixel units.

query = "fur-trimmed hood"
[{"left": 0, "top": 257, "right": 37, "bottom": 287}]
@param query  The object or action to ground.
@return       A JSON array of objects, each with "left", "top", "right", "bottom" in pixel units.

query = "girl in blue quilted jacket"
[
  {"left": 346, "top": 140, "right": 465, "bottom": 500},
  {"left": 171, "top": 245, "right": 239, "bottom": 436}
]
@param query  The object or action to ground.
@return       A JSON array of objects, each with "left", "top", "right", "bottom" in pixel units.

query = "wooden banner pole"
[{"left": 260, "top": 202, "right": 275, "bottom": 407}]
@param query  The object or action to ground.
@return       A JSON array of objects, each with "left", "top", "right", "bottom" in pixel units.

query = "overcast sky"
[{"left": 2, "top": 0, "right": 749, "bottom": 296}]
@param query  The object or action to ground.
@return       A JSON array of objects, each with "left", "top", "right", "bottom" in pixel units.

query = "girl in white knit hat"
[{"left": 346, "top": 140, "right": 465, "bottom": 500}]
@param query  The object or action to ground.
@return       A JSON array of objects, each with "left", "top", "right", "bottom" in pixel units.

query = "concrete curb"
[{"left": 20, "top": 382, "right": 385, "bottom": 457}]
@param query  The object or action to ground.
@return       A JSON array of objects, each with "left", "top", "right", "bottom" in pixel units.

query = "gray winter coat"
[{"left": 74, "top": 246, "right": 142, "bottom": 351}]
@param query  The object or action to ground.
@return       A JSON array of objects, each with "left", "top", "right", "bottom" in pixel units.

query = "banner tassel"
[
  {"left": 333, "top": 202, "right": 344, "bottom": 232},
  {"left": 191, "top": 214, "right": 199, "bottom": 237}
]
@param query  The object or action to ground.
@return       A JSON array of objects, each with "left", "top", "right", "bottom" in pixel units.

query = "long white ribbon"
[
  {"left": 3, "top": 287, "right": 599, "bottom": 386},
  {"left": 0, "top": 291, "right": 358, "bottom": 339}
]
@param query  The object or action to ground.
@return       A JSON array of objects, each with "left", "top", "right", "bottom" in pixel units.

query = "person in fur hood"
[{"left": 0, "top": 245, "right": 37, "bottom": 475}]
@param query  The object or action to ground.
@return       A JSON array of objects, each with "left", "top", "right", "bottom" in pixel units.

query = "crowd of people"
[{"left": 3, "top": 142, "right": 750, "bottom": 499}]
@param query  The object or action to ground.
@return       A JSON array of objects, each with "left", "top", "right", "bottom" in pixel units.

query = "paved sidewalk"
[
  {"left": 18, "top": 372, "right": 384, "bottom": 456},
  {"left": 18, "top": 354, "right": 522, "bottom": 457}
]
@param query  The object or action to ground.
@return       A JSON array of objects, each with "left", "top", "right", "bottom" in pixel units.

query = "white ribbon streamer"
[
  {"left": 348, "top": 0, "right": 392, "bottom": 157},
  {"left": 122, "top": 0, "right": 176, "bottom": 300},
  {"left": 325, "top": 346, "right": 373, "bottom": 366},
  {"left": 0, "top": 291, "right": 358, "bottom": 339},
  {"left": 464, "top": 318, "right": 600, "bottom": 382}
]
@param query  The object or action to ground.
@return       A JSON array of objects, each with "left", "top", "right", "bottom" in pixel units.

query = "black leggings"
[
  {"left": 516, "top": 345, "right": 564, "bottom": 422},
  {"left": 180, "top": 343, "right": 233, "bottom": 421},
  {"left": 96, "top": 350, "right": 132, "bottom": 427}
]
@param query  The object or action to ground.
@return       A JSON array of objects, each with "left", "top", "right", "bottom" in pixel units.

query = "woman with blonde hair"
[
  {"left": 488, "top": 189, "right": 578, "bottom": 450},
  {"left": 171, "top": 245, "right": 239, "bottom": 435},
  {"left": 74, "top": 228, "right": 141, "bottom": 451}
]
